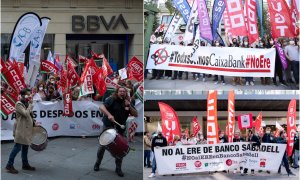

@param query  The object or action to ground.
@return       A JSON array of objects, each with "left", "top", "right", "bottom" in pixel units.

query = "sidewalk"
[
  {"left": 143, "top": 166, "right": 299, "bottom": 180},
  {"left": 145, "top": 75, "right": 298, "bottom": 90},
  {"left": 1, "top": 136, "right": 143, "bottom": 180}
]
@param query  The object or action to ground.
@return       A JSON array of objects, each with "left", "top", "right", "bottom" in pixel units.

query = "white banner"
[
  {"left": 27, "top": 18, "right": 50, "bottom": 87},
  {"left": 163, "top": 14, "right": 183, "bottom": 43},
  {"left": 9, "top": 13, "right": 41, "bottom": 61},
  {"left": 146, "top": 44, "right": 276, "bottom": 77},
  {"left": 154, "top": 142, "right": 286, "bottom": 175},
  {"left": 1, "top": 100, "right": 143, "bottom": 140}
]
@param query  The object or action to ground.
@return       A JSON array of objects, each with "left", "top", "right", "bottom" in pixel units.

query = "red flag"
[
  {"left": 92, "top": 68, "right": 107, "bottom": 96},
  {"left": 290, "top": 0, "right": 299, "bottom": 36},
  {"left": 2, "top": 62, "right": 26, "bottom": 94},
  {"left": 224, "top": 0, "right": 247, "bottom": 36},
  {"left": 78, "top": 55, "right": 89, "bottom": 64},
  {"left": 227, "top": 90, "right": 235, "bottom": 142},
  {"left": 40, "top": 60, "right": 59, "bottom": 74},
  {"left": 254, "top": 112, "right": 262, "bottom": 132},
  {"left": 0, "top": 93, "right": 16, "bottom": 116},
  {"left": 267, "top": 0, "right": 295, "bottom": 38},
  {"left": 62, "top": 79, "right": 73, "bottom": 117},
  {"left": 192, "top": 116, "right": 201, "bottom": 137},
  {"left": 223, "top": 8, "right": 233, "bottom": 39},
  {"left": 127, "top": 56, "right": 143, "bottom": 82},
  {"left": 91, "top": 50, "right": 104, "bottom": 59},
  {"left": 65, "top": 55, "right": 78, "bottom": 67},
  {"left": 158, "top": 102, "right": 181, "bottom": 144},
  {"left": 59, "top": 68, "right": 67, "bottom": 91},
  {"left": 80, "top": 58, "right": 98, "bottom": 84},
  {"left": 275, "top": 121, "right": 284, "bottom": 137},
  {"left": 67, "top": 60, "right": 80, "bottom": 87},
  {"left": 245, "top": 0, "right": 259, "bottom": 45},
  {"left": 102, "top": 57, "right": 113, "bottom": 78},
  {"left": 287, "top": 99, "right": 297, "bottom": 157},
  {"left": 207, "top": 90, "right": 219, "bottom": 144}
]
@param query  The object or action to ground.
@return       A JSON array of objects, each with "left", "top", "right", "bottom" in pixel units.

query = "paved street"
[
  {"left": 2, "top": 136, "right": 143, "bottom": 180},
  {"left": 145, "top": 75, "right": 298, "bottom": 90},
  {"left": 143, "top": 166, "right": 299, "bottom": 180}
]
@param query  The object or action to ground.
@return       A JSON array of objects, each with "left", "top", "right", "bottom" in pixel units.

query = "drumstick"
[{"left": 113, "top": 120, "right": 125, "bottom": 129}]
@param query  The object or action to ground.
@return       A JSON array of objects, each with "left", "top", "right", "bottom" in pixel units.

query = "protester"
[
  {"left": 213, "top": 40, "right": 226, "bottom": 85},
  {"left": 260, "top": 127, "right": 276, "bottom": 174},
  {"left": 149, "top": 131, "right": 167, "bottom": 178},
  {"left": 46, "top": 84, "right": 61, "bottom": 101},
  {"left": 292, "top": 132, "right": 299, "bottom": 169},
  {"left": 284, "top": 38, "right": 299, "bottom": 86},
  {"left": 72, "top": 86, "right": 80, "bottom": 100},
  {"left": 6, "top": 88, "right": 36, "bottom": 174},
  {"left": 144, "top": 132, "right": 152, "bottom": 168},
  {"left": 196, "top": 133, "right": 207, "bottom": 144},
  {"left": 276, "top": 131, "right": 296, "bottom": 176},
  {"left": 242, "top": 38, "right": 254, "bottom": 86},
  {"left": 173, "top": 135, "right": 182, "bottom": 146},
  {"left": 242, "top": 129, "right": 260, "bottom": 176},
  {"left": 233, "top": 130, "right": 245, "bottom": 174},
  {"left": 33, "top": 81, "right": 47, "bottom": 102},
  {"left": 219, "top": 130, "right": 228, "bottom": 143},
  {"left": 230, "top": 38, "right": 244, "bottom": 86},
  {"left": 282, "top": 39, "right": 294, "bottom": 84}
]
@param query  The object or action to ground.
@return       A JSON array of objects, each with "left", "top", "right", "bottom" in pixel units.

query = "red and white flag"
[
  {"left": 80, "top": 58, "right": 98, "bottom": 84},
  {"left": 67, "top": 59, "right": 80, "bottom": 87},
  {"left": 102, "top": 57, "right": 113, "bottom": 78},
  {"left": 227, "top": 90, "right": 235, "bottom": 142},
  {"left": 92, "top": 68, "right": 107, "bottom": 96},
  {"left": 127, "top": 56, "right": 143, "bottom": 82},
  {"left": 245, "top": 0, "right": 259, "bottom": 45},
  {"left": 275, "top": 121, "right": 284, "bottom": 137},
  {"left": 158, "top": 102, "right": 181, "bottom": 143},
  {"left": 65, "top": 55, "right": 78, "bottom": 67},
  {"left": 40, "top": 60, "right": 59, "bottom": 74},
  {"left": 224, "top": 0, "right": 247, "bottom": 36},
  {"left": 192, "top": 116, "right": 201, "bottom": 137},
  {"left": 78, "top": 55, "right": 89, "bottom": 64},
  {"left": 91, "top": 50, "right": 104, "bottom": 59},
  {"left": 63, "top": 79, "right": 73, "bottom": 117},
  {"left": 290, "top": 0, "right": 299, "bottom": 36},
  {"left": 2, "top": 60, "right": 26, "bottom": 94},
  {"left": 0, "top": 93, "right": 16, "bottom": 116},
  {"left": 287, "top": 99, "right": 297, "bottom": 157},
  {"left": 128, "top": 120, "right": 138, "bottom": 142},
  {"left": 207, "top": 90, "right": 219, "bottom": 144},
  {"left": 223, "top": 8, "right": 233, "bottom": 42},
  {"left": 267, "top": 0, "right": 295, "bottom": 38}
]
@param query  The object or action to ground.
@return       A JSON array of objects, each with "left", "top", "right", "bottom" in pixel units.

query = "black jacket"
[
  {"left": 249, "top": 134, "right": 261, "bottom": 147},
  {"left": 233, "top": 137, "right": 245, "bottom": 142},
  {"left": 262, "top": 133, "right": 276, "bottom": 143},
  {"left": 151, "top": 135, "right": 167, "bottom": 152}
]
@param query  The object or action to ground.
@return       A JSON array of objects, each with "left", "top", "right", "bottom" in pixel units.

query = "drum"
[
  {"left": 30, "top": 126, "right": 48, "bottom": 151},
  {"left": 99, "top": 128, "right": 130, "bottom": 159}
]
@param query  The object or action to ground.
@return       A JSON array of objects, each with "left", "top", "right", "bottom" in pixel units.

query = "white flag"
[
  {"left": 183, "top": 0, "right": 198, "bottom": 44},
  {"left": 163, "top": 14, "right": 183, "bottom": 43}
]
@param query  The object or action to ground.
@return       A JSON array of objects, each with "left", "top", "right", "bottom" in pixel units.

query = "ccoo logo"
[{"left": 194, "top": 161, "right": 202, "bottom": 168}]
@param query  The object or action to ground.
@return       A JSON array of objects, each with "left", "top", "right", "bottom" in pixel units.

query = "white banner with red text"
[
  {"left": 154, "top": 142, "right": 286, "bottom": 175},
  {"left": 1, "top": 100, "right": 143, "bottom": 140},
  {"left": 146, "top": 44, "right": 276, "bottom": 77}
]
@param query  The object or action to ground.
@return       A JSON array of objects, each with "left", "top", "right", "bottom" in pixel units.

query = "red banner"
[
  {"left": 102, "top": 57, "right": 113, "bottom": 78},
  {"left": 192, "top": 116, "right": 201, "bottom": 137},
  {"left": 3, "top": 62, "right": 26, "bottom": 94},
  {"left": 40, "top": 60, "right": 59, "bottom": 74},
  {"left": 127, "top": 56, "right": 143, "bottom": 82},
  {"left": 238, "top": 113, "right": 253, "bottom": 129},
  {"left": 224, "top": 0, "right": 247, "bottom": 36},
  {"left": 287, "top": 99, "right": 297, "bottom": 157},
  {"left": 67, "top": 60, "right": 80, "bottom": 87},
  {"left": 245, "top": 0, "right": 259, "bottom": 44},
  {"left": 227, "top": 90, "right": 235, "bottom": 142},
  {"left": 158, "top": 102, "right": 181, "bottom": 143},
  {"left": 223, "top": 8, "right": 233, "bottom": 38},
  {"left": 92, "top": 68, "right": 107, "bottom": 96},
  {"left": 1, "top": 93, "right": 16, "bottom": 116},
  {"left": 59, "top": 68, "right": 67, "bottom": 91},
  {"left": 207, "top": 90, "right": 219, "bottom": 144},
  {"left": 267, "top": 0, "right": 295, "bottom": 38},
  {"left": 63, "top": 81, "right": 73, "bottom": 117}
]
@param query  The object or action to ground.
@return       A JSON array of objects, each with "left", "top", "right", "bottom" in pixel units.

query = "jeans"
[
  {"left": 245, "top": 77, "right": 253, "bottom": 82},
  {"left": 293, "top": 150, "right": 299, "bottom": 167},
  {"left": 291, "top": 61, "right": 299, "bottom": 84},
  {"left": 144, "top": 150, "right": 151, "bottom": 167},
  {"left": 152, "top": 154, "right": 157, "bottom": 173},
  {"left": 7, "top": 143, "right": 29, "bottom": 167},
  {"left": 278, "top": 152, "right": 292, "bottom": 173}
]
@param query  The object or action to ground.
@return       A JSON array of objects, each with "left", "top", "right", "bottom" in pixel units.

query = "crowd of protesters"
[
  {"left": 144, "top": 126, "right": 299, "bottom": 178},
  {"left": 147, "top": 36, "right": 299, "bottom": 89}
]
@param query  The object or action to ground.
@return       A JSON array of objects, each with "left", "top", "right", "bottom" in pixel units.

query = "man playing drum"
[
  {"left": 94, "top": 87, "right": 138, "bottom": 177},
  {"left": 6, "top": 88, "right": 36, "bottom": 174}
]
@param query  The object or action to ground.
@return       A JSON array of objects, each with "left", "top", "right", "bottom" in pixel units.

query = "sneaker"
[
  {"left": 149, "top": 173, "right": 156, "bottom": 178},
  {"left": 273, "top": 81, "right": 278, "bottom": 86},
  {"left": 164, "top": 76, "right": 168, "bottom": 79},
  {"left": 171, "top": 77, "right": 176, "bottom": 80},
  {"left": 195, "top": 78, "right": 199, "bottom": 81},
  {"left": 156, "top": 77, "right": 161, "bottom": 80},
  {"left": 222, "top": 81, "right": 226, "bottom": 85},
  {"left": 246, "top": 81, "right": 249, "bottom": 86},
  {"left": 203, "top": 78, "right": 206, "bottom": 82},
  {"left": 250, "top": 81, "right": 254, "bottom": 86},
  {"left": 280, "top": 81, "right": 288, "bottom": 87},
  {"left": 22, "top": 165, "right": 36, "bottom": 171},
  {"left": 149, "top": 77, "right": 155, "bottom": 80},
  {"left": 115, "top": 168, "right": 124, "bottom": 177},
  {"left": 251, "top": 171, "right": 255, "bottom": 176},
  {"left": 233, "top": 170, "right": 237, "bottom": 174},
  {"left": 6, "top": 166, "right": 18, "bottom": 174},
  {"left": 94, "top": 162, "right": 100, "bottom": 171},
  {"left": 214, "top": 81, "right": 219, "bottom": 85},
  {"left": 168, "top": 77, "right": 172, "bottom": 80}
]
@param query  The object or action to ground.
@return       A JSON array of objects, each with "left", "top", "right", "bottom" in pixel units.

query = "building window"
[
  {"left": 1, "top": 33, "right": 55, "bottom": 61},
  {"left": 161, "top": 15, "right": 173, "bottom": 25}
]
